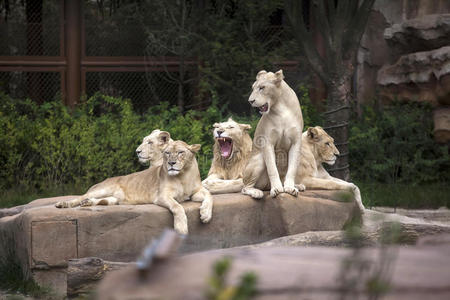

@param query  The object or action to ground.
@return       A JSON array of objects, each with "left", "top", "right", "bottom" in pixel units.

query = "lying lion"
[
  {"left": 297, "top": 126, "right": 365, "bottom": 212},
  {"left": 202, "top": 118, "right": 252, "bottom": 194},
  {"left": 242, "top": 70, "right": 304, "bottom": 198},
  {"left": 56, "top": 137, "right": 212, "bottom": 234}
]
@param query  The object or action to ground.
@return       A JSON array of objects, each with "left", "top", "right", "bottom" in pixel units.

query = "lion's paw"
[
  {"left": 55, "top": 201, "right": 68, "bottom": 208},
  {"left": 174, "top": 222, "right": 188, "bottom": 235},
  {"left": 200, "top": 207, "right": 212, "bottom": 223},
  {"left": 284, "top": 185, "right": 299, "bottom": 196},
  {"left": 80, "top": 199, "right": 94, "bottom": 207},
  {"left": 295, "top": 184, "right": 306, "bottom": 192},
  {"left": 270, "top": 186, "right": 284, "bottom": 198},
  {"left": 242, "top": 187, "right": 264, "bottom": 199}
]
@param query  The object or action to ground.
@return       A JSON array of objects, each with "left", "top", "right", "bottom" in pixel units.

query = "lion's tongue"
[{"left": 219, "top": 139, "right": 232, "bottom": 158}]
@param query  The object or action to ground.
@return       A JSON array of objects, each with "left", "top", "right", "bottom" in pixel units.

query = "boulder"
[
  {"left": 384, "top": 14, "right": 450, "bottom": 55},
  {"left": 97, "top": 242, "right": 450, "bottom": 300},
  {"left": 0, "top": 190, "right": 358, "bottom": 295},
  {"left": 377, "top": 46, "right": 450, "bottom": 106}
]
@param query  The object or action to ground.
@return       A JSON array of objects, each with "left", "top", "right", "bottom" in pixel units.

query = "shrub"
[{"left": 349, "top": 102, "right": 450, "bottom": 184}]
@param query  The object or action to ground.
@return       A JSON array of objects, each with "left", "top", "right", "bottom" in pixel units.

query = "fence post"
[{"left": 65, "top": 0, "right": 81, "bottom": 108}]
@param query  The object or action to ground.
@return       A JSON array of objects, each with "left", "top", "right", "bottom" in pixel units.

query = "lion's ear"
[
  {"left": 274, "top": 69, "right": 284, "bottom": 86},
  {"left": 239, "top": 123, "right": 252, "bottom": 131},
  {"left": 158, "top": 131, "right": 171, "bottom": 145},
  {"left": 188, "top": 144, "right": 201, "bottom": 153},
  {"left": 256, "top": 70, "right": 267, "bottom": 80},
  {"left": 307, "top": 127, "right": 320, "bottom": 141},
  {"left": 227, "top": 117, "right": 234, "bottom": 122}
]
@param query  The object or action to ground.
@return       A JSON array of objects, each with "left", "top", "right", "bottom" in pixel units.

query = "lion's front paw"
[
  {"left": 199, "top": 200, "right": 212, "bottom": 223},
  {"left": 80, "top": 199, "right": 93, "bottom": 207},
  {"left": 242, "top": 187, "right": 264, "bottom": 199},
  {"left": 270, "top": 185, "right": 284, "bottom": 198},
  {"left": 295, "top": 184, "right": 306, "bottom": 192},
  {"left": 55, "top": 201, "right": 68, "bottom": 208},
  {"left": 174, "top": 222, "right": 188, "bottom": 235},
  {"left": 283, "top": 185, "right": 299, "bottom": 196}
]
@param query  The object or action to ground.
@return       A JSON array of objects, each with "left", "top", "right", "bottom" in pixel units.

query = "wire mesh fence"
[
  {"left": 0, "top": 71, "right": 60, "bottom": 102},
  {"left": 0, "top": 0, "right": 305, "bottom": 114},
  {"left": 0, "top": 0, "right": 60, "bottom": 56}
]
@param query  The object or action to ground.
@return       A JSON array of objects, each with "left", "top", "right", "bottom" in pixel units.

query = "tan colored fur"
[
  {"left": 55, "top": 138, "right": 213, "bottom": 234},
  {"left": 242, "top": 70, "right": 304, "bottom": 198},
  {"left": 202, "top": 118, "right": 252, "bottom": 194},
  {"left": 296, "top": 126, "right": 365, "bottom": 212}
]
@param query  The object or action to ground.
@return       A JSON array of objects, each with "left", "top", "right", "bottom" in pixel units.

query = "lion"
[
  {"left": 242, "top": 70, "right": 304, "bottom": 199},
  {"left": 202, "top": 118, "right": 252, "bottom": 194},
  {"left": 56, "top": 139, "right": 213, "bottom": 234},
  {"left": 136, "top": 129, "right": 173, "bottom": 166},
  {"left": 297, "top": 126, "right": 365, "bottom": 212}
]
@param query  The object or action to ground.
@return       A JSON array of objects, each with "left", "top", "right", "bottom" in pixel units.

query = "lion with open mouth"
[{"left": 202, "top": 118, "right": 252, "bottom": 194}]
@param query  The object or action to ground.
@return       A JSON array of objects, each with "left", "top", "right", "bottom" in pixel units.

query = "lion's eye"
[
  {"left": 228, "top": 126, "right": 234, "bottom": 129},
  {"left": 259, "top": 86, "right": 265, "bottom": 91},
  {"left": 147, "top": 141, "right": 153, "bottom": 144},
  {"left": 325, "top": 142, "right": 330, "bottom": 146},
  {"left": 164, "top": 151, "right": 170, "bottom": 155},
  {"left": 178, "top": 151, "right": 185, "bottom": 155}
]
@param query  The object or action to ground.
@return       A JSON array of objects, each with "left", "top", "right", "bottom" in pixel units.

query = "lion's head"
[
  {"left": 306, "top": 126, "right": 340, "bottom": 165},
  {"left": 212, "top": 118, "right": 251, "bottom": 160},
  {"left": 248, "top": 69, "right": 285, "bottom": 115},
  {"left": 136, "top": 129, "right": 171, "bottom": 165},
  {"left": 163, "top": 140, "right": 201, "bottom": 176}
]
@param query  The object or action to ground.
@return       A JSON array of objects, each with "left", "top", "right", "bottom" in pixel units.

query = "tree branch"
[
  {"left": 343, "top": 0, "right": 375, "bottom": 61},
  {"left": 284, "top": 0, "right": 329, "bottom": 84}
]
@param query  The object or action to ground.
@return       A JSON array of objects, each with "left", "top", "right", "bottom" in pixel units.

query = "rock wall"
[{"left": 357, "top": 0, "right": 450, "bottom": 143}]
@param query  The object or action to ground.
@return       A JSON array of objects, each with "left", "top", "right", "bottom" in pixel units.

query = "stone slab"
[
  {"left": 97, "top": 242, "right": 450, "bottom": 300},
  {"left": 0, "top": 190, "right": 357, "bottom": 292}
]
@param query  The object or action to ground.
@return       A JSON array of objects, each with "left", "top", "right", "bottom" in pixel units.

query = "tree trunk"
[{"left": 324, "top": 76, "right": 351, "bottom": 181}]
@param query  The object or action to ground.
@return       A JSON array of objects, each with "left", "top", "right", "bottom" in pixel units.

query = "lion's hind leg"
[
  {"left": 242, "top": 152, "right": 267, "bottom": 199},
  {"left": 191, "top": 187, "right": 213, "bottom": 223}
]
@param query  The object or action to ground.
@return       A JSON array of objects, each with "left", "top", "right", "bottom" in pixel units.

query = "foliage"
[
  {"left": 206, "top": 257, "right": 258, "bottom": 300},
  {"left": 349, "top": 102, "right": 450, "bottom": 184}
]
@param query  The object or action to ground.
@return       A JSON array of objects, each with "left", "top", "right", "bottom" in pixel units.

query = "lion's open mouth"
[
  {"left": 258, "top": 103, "right": 269, "bottom": 114},
  {"left": 217, "top": 137, "right": 233, "bottom": 158}
]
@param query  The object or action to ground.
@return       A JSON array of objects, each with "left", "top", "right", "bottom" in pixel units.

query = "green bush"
[{"left": 349, "top": 102, "right": 450, "bottom": 184}]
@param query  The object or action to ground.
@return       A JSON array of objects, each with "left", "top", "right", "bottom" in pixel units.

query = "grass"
[
  {"left": 357, "top": 182, "right": 450, "bottom": 209},
  {"left": 0, "top": 184, "right": 89, "bottom": 209},
  {"left": 0, "top": 257, "right": 58, "bottom": 299}
]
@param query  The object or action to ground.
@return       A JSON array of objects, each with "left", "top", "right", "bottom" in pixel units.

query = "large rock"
[
  {"left": 377, "top": 46, "right": 450, "bottom": 106},
  {"left": 0, "top": 191, "right": 357, "bottom": 295},
  {"left": 384, "top": 14, "right": 450, "bottom": 55},
  {"left": 97, "top": 242, "right": 450, "bottom": 300}
]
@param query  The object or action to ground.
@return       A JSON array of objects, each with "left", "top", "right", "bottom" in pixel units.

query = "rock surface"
[
  {"left": 97, "top": 241, "right": 450, "bottom": 300},
  {"left": 377, "top": 46, "right": 450, "bottom": 105},
  {"left": 384, "top": 14, "right": 450, "bottom": 55},
  {"left": 0, "top": 191, "right": 357, "bottom": 294}
]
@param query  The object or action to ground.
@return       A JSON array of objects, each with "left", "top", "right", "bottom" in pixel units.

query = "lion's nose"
[
  {"left": 168, "top": 161, "right": 176, "bottom": 166},
  {"left": 217, "top": 130, "right": 223, "bottom": 136},
  {"left": 249, "top": 99, "right": 255, "bottom": 104}
]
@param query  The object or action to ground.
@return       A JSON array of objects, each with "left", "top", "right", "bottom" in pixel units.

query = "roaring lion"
[
  {"left": 242, "top": 69, "right": 304, "bottom": 199},
  {"left": 297, "top": 126, "right": 365, "bottom": 212},
  {"left": 202, "top": 118, "right": 252, "bottom": 194},
  {"left": 56, "top": 139, "right": 213, "bottom": 234}
]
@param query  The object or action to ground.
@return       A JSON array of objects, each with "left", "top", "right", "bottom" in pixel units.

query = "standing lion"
[
  {"left": 202, "top": 118, "right": 252, "bottom": 194},
  {"left": 242, "top": 70, "right": 304, "bottom": 199}
]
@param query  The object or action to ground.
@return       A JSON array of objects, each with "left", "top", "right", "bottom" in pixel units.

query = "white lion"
[
  {"left": 297, "top": 126, "right": 365, "bottom": 212},
  {"left": 202, "top": 118, "right": 252, "bottom": 194},
  {"left": 136, "top": 129, "right": 173, "bottom": 166},
  {"left": 242, "top": 70, "right": 304, "bottom": 199},
  {"left": 56, "top": 136, "right": 212, "bottom": 234}
]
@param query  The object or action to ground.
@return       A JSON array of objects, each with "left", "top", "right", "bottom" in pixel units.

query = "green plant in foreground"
[{"left": 206, "top": 257, "right": 258, "bottom": 300}]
